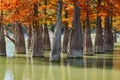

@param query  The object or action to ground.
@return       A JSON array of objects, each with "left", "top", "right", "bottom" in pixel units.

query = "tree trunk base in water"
[
  {"left": 67, "top": 50, "right": 83, "bottom": 58},
  {"left": 0, "top": 53, "right": 6, "bottom": 56},
  {"left": 49, "top": 52, "right": 60, "bottom": 62},
  {"left": 33, "top": 54, "right": 44, "bottom": 57},
  {"left": 104, "top": 44, "right": 114, "bottom": 52},
  {"left": 83, "top": 47, "right": 93, "bottom": 55},
  {"left": 94, "top": 46, "right": 104, "bottom": 53}
]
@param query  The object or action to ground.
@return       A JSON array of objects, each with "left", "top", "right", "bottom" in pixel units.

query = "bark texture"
[
  {"left": 104, "top": 16, "right": 114, "bottom": 51},
  {"left": 0, "top": 21, "right": 6, "bottom": 56},
  {"left": 32, "top": 4, "right": 43, "bottom": 57},
  {"left": 27, "top": 26, "right": 32, "bottom": 49},
  {"left": 83, "top": 0, "right": 93, "bottom": 55},
  {"left": 94, "top": 0, "right": 104, "bottom": 53},
  {"left": 32, "top": 25, "right": 43, "bottom": 57},
  {"left": 50, "top": 0, "right": 62, "bottom": 61},
  {"left": 113, "top": 29, "right": 117, "bottom": 43},
  {"left": 62, "top": 9, "right": 69, "bottom": 53},
  {"left": 15, "top": 22, "right": 26, "bottom": 54},
  {"left": 94, "top": 16, "right": 104, "bottom": 53},
  {"left": 43, "top": 24, "right": 51, "bottom": 50},
  {"left": 67, "top": 4, "right": 83, "bottom": 58}
]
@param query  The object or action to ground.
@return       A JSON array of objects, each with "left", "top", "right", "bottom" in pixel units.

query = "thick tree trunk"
[
  {"left": 94, "top": 0, "right": 104, "bottom": 53},
  {"left": 62, "top": 9, "right": 69, "bottom": 53},
  {"left": 27, "top": 26, "right": 32, "bottom": 49},
  {"left": 83, "top": 0, "right": 93, "bottom": 55},
  {"left": 104, "top": 16, "right": 114, "bottom": 51},
  {"left": 15, "top": 22, "right": 26, "bottom": 54},
  {"left": 67, "top": 4, "right": 83, "bottom": 58},
  {"left": 94, "top": 16, "right": 104, "bottom": 53},
  {"left": 32, "top": 4, "right": 43, "bottom": 57},
  {"left": 43, "top": 0, "right": 51, "bottom": 50},
  {"left": 43, "top": 24, "right": 51, "bottom": 50},
  {"left": 50, "top": 0, "right": 62, "bottom": 62},
  {"left": 32, "top": 25, "right": 43, "bottom": 57},
  {"left": 0, "top": 22, "right": 6, "bottom": 56}
]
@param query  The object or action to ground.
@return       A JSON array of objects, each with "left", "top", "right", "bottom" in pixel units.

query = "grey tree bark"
[
  {"left": 67, "top": 3, "right": 83, "bottom": 58},
  {"left": 62, "top": 9, "right": 69, "bottom": 53},
  {"left": 27, "top": 25, "right": 32, "bottom": 49},
  {"left": 94, "top": 0, "right": 104, "bottom": 53},
  {"left": 50, "top": 0, "right": 62, "bottom": 61},
  {"left": 83, "top": 0, "right": 93, "bottom": 55},
  {"left": 104, "top": 16, "right": 114, "bottom": 51}
]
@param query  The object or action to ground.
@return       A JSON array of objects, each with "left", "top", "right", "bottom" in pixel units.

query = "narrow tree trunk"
[
  {"left": 43, "top": 0, "right": 51, "bottom": 50},
  {"left": 27, "top": 25, "right": 32, "bottom": 49},
  {"left": 15, "top": 22, "right": 26, "bottom": 54},
  {"left": 62, "top": 9, "right": 69, "bottom": 53},
  {"left": 94, "top": 0, "right": 104, "bottom": 53},
  {"left": 113, "top": 29, "right": 117, "bottom": 43},
  {"left": 32, "top": 4, "right": 43, "bottom": 57},
  {"left": 104, "top": 16, "right": 114, "bottom": 51},
  {"left": 83, "top": 0, "right": 93, "bottom": 55},
  {"left": 50, "top": 0, "right": 62, "bottom": 61},
  {"left": 67, "top": 3, "right": 83, "bottom": 58},
  {"left": 0, "top": 17, "right": 6, "bottom": 55}
]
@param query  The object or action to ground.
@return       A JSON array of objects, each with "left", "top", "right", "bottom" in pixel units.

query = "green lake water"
[{"left": 0, "top": 51, "right": 120, "bottom": 80}]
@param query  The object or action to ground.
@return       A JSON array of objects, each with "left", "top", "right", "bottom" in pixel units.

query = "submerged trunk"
[
  {"left": 83, "top": 0, "right": 93, "bottom": 55},
  {"left": 0, "top": 19, "right": 6, "bottom": 55},
  {"left": 32, "top": 4, "right": 43, "bottom": 57},
  {"left": 67, "top": 4, "right": 83, "bottom": 58},
  {"left": 15, "top": 22, "right": 26, "bottom": 54},
  {"left": 62, "top": 9, "right": 69, "bottom": 53},
  {"left": 50, "top": 0, "right": 62, "bottom": 61},
  {"left": 104, "top": 16, "right": 114, "bottom": 51},
  {"left": 94, "top": 0, "right": 104, "bottom": 53}
]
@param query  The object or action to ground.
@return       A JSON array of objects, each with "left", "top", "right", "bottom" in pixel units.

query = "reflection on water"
[{"left": 0, "top": 51, "right": 120, "bottom": 80}]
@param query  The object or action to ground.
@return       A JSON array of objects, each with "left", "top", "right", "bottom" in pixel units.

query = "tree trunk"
[
  {"left": 113, "top": 29, "right": 117, "bottom": 43},
  {"left": 104, "top": 16, "right": 114, "bottom": 51},
  {"left": 62, "top": 9, "right": 69, "bottom": 53},
  {"left": 67, "top": 3, "right": 83, "bottom": 58},
  {"left": 32, "top": 25, "right": 43, "bottom": 57},
  {"left": 50, "top": 0, "right": 62, "bottom": 62},
  {"left": 32, "top": 4, "right": 43, "bottom": 57},
  {"left": 43, "top": 0, "right": 51, "bottom": 50},
  {"left": 0, "top": 20, "right": 6, "bottom": 56},
  {"left": 94, "top": 0, "right": 104, "bottom": 53},
  {"left": 83, "top": 0, "right": 93, "bottom": 55},
  {"left": 27, "top": 25, "right": 32, "bottom": 49},
  {"left": 43, "top": 24, "right": 51, "bottom": 50},
  {"left": 15, "top": 22, "right": 26, "bottom": 54}
]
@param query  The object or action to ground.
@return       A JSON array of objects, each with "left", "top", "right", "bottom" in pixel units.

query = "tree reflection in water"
[{"left": 0, "top": 52, "right": 120, "bottom": 80}]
